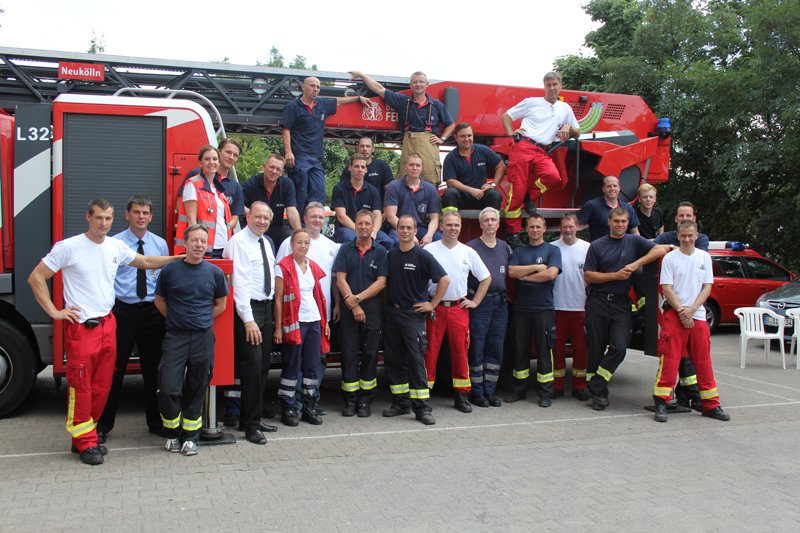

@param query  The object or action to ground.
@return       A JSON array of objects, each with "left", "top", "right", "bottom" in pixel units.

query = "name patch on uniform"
[{"left": 404, "top": 263, "right": 416, "bottom": 271}]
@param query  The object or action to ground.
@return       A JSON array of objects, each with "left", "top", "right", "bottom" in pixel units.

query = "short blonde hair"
[{"left": 637, "top": 183, "right": 657, "bottom": 196}]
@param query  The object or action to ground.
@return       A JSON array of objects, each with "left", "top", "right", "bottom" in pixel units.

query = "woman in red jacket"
[
  {"left": 274, "top": 228, "right": 330, "bottom": 427},
  {"left": 175, "top": 145, "right": 232, "bottom": 257}
]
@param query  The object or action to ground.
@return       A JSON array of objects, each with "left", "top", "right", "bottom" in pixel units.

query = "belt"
[
  {"left": 592, "top": 291, "right": 629, "bottom": 302},
  {"left": 437, "top": 300, "right": 461, "bottom": 308},
  {"left": 390, "top": 303, "right": 416, "bottom": 310},
  {"left": 521, "top": 137, "right": 549, "bottom": 150},
  {"left": 116, "top": 299, "right": 153, "bottom": 307},
  {"left": 485, "top": 292, "right": 505, "bottom": 298}
]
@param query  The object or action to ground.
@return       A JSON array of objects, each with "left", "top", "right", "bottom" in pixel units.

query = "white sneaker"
[
  {"left": 180, "top": 440, "right": 198, "bottom": 456},
  {"left": 165, "top": 438, "right": 180, "bottom": 453}
]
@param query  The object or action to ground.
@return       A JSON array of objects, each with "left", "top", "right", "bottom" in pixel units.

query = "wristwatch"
[{"left": 355, "top": 294, "right": 361, "bottom": 304}]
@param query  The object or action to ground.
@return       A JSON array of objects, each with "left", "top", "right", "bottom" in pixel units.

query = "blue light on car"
[{"left": 726, "top": 241, "right": 746, "bottom": 251}]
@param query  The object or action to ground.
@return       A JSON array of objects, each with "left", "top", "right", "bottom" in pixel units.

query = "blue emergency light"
[{"left": 657, "top": 118, "right": 672, "bottom": 139}]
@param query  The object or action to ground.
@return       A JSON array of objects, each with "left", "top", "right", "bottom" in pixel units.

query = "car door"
[
  {"left": 711, "top": 256, "right": 753, "bottom": 320},
  {"left": 743, "top": 256, "right": 793, "bottom": 297}
]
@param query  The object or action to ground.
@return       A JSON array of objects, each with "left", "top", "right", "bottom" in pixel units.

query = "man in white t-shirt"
[
  {"left": 552, "top": 213, "right": 591, "bottom": 401},
  {"left": 502, "top": 72, "right": 580, "bottom": 241},
  {"left": 276, "top": 201, "right": 340, "bottom": 413},
  {"left": 652, "top": 220, "right": 730, "bottom": 423},
  {"left": 424, "top": 211, "right": 491, "bottom": 413},
  {"left": 28, "top": 199, "right": 181, "bottom": 465}
]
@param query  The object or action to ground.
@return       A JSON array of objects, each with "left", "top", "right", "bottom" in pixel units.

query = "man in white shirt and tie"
[{"left": 224, "top": 201, "right": 279, "bottom": 444}]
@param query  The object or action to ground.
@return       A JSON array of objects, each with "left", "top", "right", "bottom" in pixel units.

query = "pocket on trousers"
[
  {"left": 658, "top": 334, "right": 671, "bottom": 357},
  {"left": 66, "top": 362, "right": 89, "bottom": 391},
  {"left": 546, "top": 325, "right": 557, "bottom": 349},
  {"left": 419, "top": 329, "right": 428, "bottom": 355}
]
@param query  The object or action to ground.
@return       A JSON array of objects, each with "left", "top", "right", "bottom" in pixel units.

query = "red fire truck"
[{"left": 0, "top": 47, "right": 670, "bottom": 417}]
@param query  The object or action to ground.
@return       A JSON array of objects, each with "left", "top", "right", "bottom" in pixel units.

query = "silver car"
[{"left": 756, "top": 277, "right": 800, "bottom": 340}]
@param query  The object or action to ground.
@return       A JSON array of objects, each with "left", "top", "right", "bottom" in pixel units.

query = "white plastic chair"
[
  {"left": 734, "top": 307, "right": 785, "bottom": 369},
  {"left": 785, "top": 308, "right": 800, "bottom": 369}
]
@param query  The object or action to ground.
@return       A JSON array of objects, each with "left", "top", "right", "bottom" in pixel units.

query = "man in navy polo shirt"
[
  {"left": 280, "top": 77, "right": 371, "bottom": 213},
  {"left": 506, "top": 214, "right": 562, "bottom": 408},
  {"left": 583, "top": 207, "right": 668, "bottom": 411},
  {"left": 350, "top": 70, "right": 455, "bottom": 186},
  {"left": 184, "top": 138, "right": 245, "bottom": 231},
  {"left": 331, "top": 153, "right": 393, "bottom": 250},
  {"left": 340, "top": 135, "right": 393, "bottom": 205},
  {"left": 442, "top": 123, "right": 506, "bottom": 213},
  {"left": 578, "top": 175, "right": 641, "bottom": 241},
  {"left": 333, "top": 209, "right": 388, "bottom": 418},
  {"left": 383, "top": 215, "right": 450, "bottom": 425},
  {"left": 240, "top": 153, "right": 302, "bottom": 249},
  {"left": 384, "top": 154, "right": 442, "bottom": 248}
]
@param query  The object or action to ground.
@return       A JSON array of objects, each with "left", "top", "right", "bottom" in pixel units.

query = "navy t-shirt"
[
  {"left": 240, "top": 174, "right": 297, "bottom": 226},
  {"left": 510, "top": 242, "right": 562, "bottom": 312},
  {"left": 384, "top": 178, "right": 441, "bottom": 227},
  {"left": 156, "top": 259, "right": 229, "bottom": 330},
  {"left": 443, "top": 144, "right": 502, "bottom": 189},
  {"left": 635, "top": 206, "right": 664, "bottom": 239},
  {"left": 584, "top": 234, "right": 655, "bottom": 294},
  {"left": 185, "top": 169, "right": 245, "bottom": 216},
  {"left": 340, "top": 159, "right": 393, "bottom": 204},
  {"left": 578, "top": 196, "right": 640, "bottom": 242},
  {"left": 279, "top": 97, "right": 338, "bottom": 160},
  {"left": 331, "top": 180, "right": 382, "bottom": 234},
  {"left": 382, "top": 90, "right": 454, "bottom": 134},
  {"left": 386, "top": 245, "right": 446, "bottom": 307},
  {"left": 332, "top": 238, "right": 389, "bottom": 295},
  {"left": 466, "top": 237, "right": 511, "bottom": 294}
]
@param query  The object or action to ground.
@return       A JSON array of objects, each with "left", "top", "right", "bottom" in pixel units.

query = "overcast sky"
[{"left": 0, "top": 0, "right": 599, "bottom": 88}]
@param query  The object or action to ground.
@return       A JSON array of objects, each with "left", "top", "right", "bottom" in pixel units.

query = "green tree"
[
  {"left": 87, "top": 30, "right": 105, "bottom": 54},
  {"left": 556, "top": 0, "right": 800, "bottom": 271}
]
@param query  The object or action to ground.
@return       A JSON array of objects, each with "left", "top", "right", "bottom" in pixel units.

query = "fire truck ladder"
[{"left": 0, "top": 46, "right": 412, "bottom": 141}]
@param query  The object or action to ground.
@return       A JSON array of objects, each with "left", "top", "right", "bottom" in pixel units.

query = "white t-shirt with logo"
[
  {"left": 552, "top": 238, "right": 590, "bottom": 311},
  {"left": 277, "top": 234, "right": 340, "bottom": 320},
  {"left": 660, "top": 248, "right": 714, "bottom": 321},
  {"left": 182, "top": 182, "right": 228, "bottom": 249},
  {"left": 506, "top": 97, "right": 579, "bottom": 145},
  {"left": 425, "top": 240, "right": 490, "bottom": 300},
  {"left": 42, "top": 234, "right": 137, "bottom": 322}
]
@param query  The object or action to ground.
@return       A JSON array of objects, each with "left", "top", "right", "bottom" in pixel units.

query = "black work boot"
[
  {"left": 653, "top": 396, "right": 668, "bottom": 423},
  {"left": 301, "top": 398, "right": 323, "bottom": 425},
  {"left": 281, "top": 406, "right": 299, "bottom": 427}
]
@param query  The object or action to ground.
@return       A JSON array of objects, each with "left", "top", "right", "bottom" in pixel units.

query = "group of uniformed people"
[{"left": 28, "top": 69, "right": 729, "bottom": 465}]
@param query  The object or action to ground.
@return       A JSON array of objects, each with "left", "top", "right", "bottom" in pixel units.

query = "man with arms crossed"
[
  {"left": 155, "top": 225, "right": 229, "bottom": 456},
  {"left": 506, "top": 214, "right": 562, "bottom": 408},
  {"left": 383, "top": 215, "right": 450, "bottom": 425},
  {"left": 583, "top": 208, "right": 667, "bottom": 411},
  {"left": 333, "top": 210, "right": 388, "bottom": 418},
  {"left": 653, "top": 220, "right": 730, "bottom": 423},
  {"left": 424, "top": 211, "right": 491, "bottom": 413},
  {"left": 28, "top": 199, "right": 180, "bottom": 465},
  {"left": 551, "top": 213, "right": 591, "bottom": 401},
  {"left": 224, "top": 202, "right": 279, "bottom": 445}
]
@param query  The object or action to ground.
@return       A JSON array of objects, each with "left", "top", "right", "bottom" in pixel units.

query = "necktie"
[
  {"left": 136, "top": 239, "right": 146, "bottom": 300},
  {"left": 259, "top": 237, "right": 271, "bottom": 297}
]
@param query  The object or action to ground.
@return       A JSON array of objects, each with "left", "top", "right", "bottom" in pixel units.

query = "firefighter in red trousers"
[
  {"left": 423, "top": 210, "right": 491, "bottom": 413},
  {"left": 501, "top": 72, "right": 579, "bottom": 246},
  {"left": 28, "top": 199, "right": 181, "bottom": 465},
  {"left": 652, "top": 220, "right": 730, "bottom": 423}
]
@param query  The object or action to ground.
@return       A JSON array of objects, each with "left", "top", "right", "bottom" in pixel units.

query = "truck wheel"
[
  {"left": 706, "top": 300, "right": 720, "bottom": 333},
  {"left": 0, "top": 320, "right": 38, "bottom": 418}
]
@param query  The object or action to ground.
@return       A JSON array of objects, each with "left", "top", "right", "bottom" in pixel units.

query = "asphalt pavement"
[{"left": 1, "top": 324, "right": 798, "bottom": 532}]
